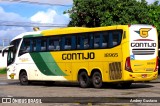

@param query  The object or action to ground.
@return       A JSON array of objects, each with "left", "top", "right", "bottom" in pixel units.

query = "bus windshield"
[
  {"left": 7, "top": 47, "right": 16, "bottom": 66},
  {"left": 7, "top": 39, "right": 21, "bottom": 66}
]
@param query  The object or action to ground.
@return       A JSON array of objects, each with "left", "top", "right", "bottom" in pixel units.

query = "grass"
[{"left": 0, "top": 68, "right": 6, "bottom": 74}]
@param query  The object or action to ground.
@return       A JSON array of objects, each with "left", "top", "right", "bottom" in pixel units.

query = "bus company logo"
[{"left": 135, "top": 28, "right": 151, "bottom": 38}]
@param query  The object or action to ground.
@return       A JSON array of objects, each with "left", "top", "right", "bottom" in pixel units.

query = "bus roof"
[
  {"left": 12, "top": 26, "right": 122, "bottom": 41},
  {"left": 41, "top": 25, "right": 124, "bottom": 36},
  {"left": 11, "top": 31, "right": 41, "bottom": 41},
  {"left": 11, "top": 24, "right": 154, "bottom": 41}
]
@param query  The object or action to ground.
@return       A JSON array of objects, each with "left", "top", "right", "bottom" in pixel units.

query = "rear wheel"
[
  {"left": 92, "top": 72, "right": 103, "bottom": 88},
  {"left": 19, "top": 71, "right": 29, "bottom": 85},
  {"left": 78, "top": 71, "right": 91, "bottom": 88}
]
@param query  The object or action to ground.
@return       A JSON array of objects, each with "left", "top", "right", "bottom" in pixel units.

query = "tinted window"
[
  {"left": 110, "top": 30, "right": 122, "bottom": 47},
  {"left": 41, "top": 38, "right": 47, "bottom": 51},
  {"left": 8, "top": 39, "right": 21, "bottom": 65},
  {"left": 10, "top": 39, "right": 21, "bottom": 51},
  {"left": 64, "top": 36, "right": 72, "bottom": 50},
  {"left": 102, "top": 32, "right": 109, "bottom": 48},
  {"left": 19, "top": 39, "right": 31, "bottom": 56},
  {"left": 48, "top": 37, "right": 60, "bottom": 51},
  {"left": 94, "top": 33, "right": 101, "bottom": 49},
  {"left": 32, "top": 39, "right": 37, "bottom": 52},
  {"left": 76, "top": 36, "right": 81, "bottom": 49},
  {"left": 18, "top": 30, "right": 122, "bottom": 54}
]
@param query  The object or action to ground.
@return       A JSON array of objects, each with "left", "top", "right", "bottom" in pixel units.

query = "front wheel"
[
  {"left": 19, "top": 71, "right": 29, "bottom": 85},
  {"left": 92, "top": 72, "right": 103, "bottom": 88},
  {"left": 78, "top": 71, "right": 91, "bottom": 88}
]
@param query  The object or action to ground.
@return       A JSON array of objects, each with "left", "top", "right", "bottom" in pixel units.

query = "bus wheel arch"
[
  {"left": 91, "top": 69, "right": 103, "bottom": 88},
  {"left": 78, "top": 69, "right": 91, "bottom": 88},
  {"left": 19, "top": 69, "right": 29, "bottom": 85}
]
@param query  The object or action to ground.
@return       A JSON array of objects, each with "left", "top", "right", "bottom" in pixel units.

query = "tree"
[
  {"left": 65, "top": 0, "right": 103, "bottom": 27},
  {"left": 147, "top": 1, "right": 160, "bottom": 34},
  {"left": 100, "top": 0, "right": 149, "bottom": 26},
  {"left": 65, "top": 0, "right": 160, "bottom": 34}
]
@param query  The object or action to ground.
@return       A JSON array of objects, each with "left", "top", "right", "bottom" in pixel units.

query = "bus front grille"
[{"left": 109, "top": 62, "right": 122, "bottom": 80}]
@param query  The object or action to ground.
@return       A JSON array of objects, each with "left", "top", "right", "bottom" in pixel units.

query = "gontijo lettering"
[
  {"left": 62, "top": 52, "right": 95, "bottom": 60},
  {"left": 131, "top": 43, "right": 156, "bottom": 47}
]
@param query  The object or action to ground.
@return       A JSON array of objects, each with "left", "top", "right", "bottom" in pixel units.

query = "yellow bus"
[{"left": 2, "top": 24, "right": 158, "bottom": 88}]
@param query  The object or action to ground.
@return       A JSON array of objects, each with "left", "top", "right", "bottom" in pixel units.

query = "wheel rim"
[
  {"left": 94, "top": 75, "right": 101, "bottom": 85},
  {"left": 22, "top": 75, "right": 27, "bottom": 82},
  {"left": 20, "top": 73, "right": 28, "bottom": 85},
  {"left": 81, "top": 74, "right": 87, "bottom": 85},
  {"left": 78, "top": 72, "right": 91, "bottom": 88}
]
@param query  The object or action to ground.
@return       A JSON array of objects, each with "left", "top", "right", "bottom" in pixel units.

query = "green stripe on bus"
[
  {"left": 30, "top": 52, "right": 66, "bottom": 76},
  {"left": 40, "top": 52, "right": 66, "bottom": 76},
  {"left": 23, "top": 34, "right": 42, "bottom": 38}
]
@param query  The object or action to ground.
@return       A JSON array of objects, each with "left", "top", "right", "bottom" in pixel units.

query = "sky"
[{"left": 0, "top": 0, "right": 158, "bottom": 46}]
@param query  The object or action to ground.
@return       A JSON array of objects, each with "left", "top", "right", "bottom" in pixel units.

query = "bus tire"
[
  {"left": 78, "top": 71, "right": 91, "bottom": 88},
  {"left": 19, "top": 71, "right": 29, "bottom": 85},
  {"left": 120, "top": 82, "right": 132, "bottom": 89},
  {"left": 92, "top": 72, "right": 103, "bottom": 88}
]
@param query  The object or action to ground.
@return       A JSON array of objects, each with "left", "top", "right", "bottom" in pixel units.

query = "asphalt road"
[{"left": 0, "top": 74, "right": 160, "bottom": 106}]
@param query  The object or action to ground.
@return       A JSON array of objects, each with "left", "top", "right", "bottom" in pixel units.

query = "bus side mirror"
[
  {"left": 1, "top": 45, "right": 14, "bottom": 57},
  {"left": 2, "top": 51, "right": 4, "bottom": 57},
  {"left": 2, "top": 50, "right": 6, "bottom": 57}
]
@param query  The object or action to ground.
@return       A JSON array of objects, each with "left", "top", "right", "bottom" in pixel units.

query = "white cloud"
[
  {"left": 31, "top": 0, "right": 73, "bottom": 5},
  {"left": 0, "top": 7, "right": 29, "bottom": 46},
  {"left": 0, "top": 7, "right": 27, "bottom": 22},
  {"left": 0, "top": 27, "right": 28, "bottom": 46},
  {"left": 30, "top": 9, "right": 70, "bottom": 25},
  {"left": 1, "top": 0, "right": 73, "bottom": 5},
  {"left": 0, "top": 27, "right": 27, "bottom": 39},
  {"left": 0, "top": 6, "right": 70, "bottom": 46}
]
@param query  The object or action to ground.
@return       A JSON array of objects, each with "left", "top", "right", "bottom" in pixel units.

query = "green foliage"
[
  {"left": 0, "top": 68, "right": 6, "bottom": 74},
  {"left": 147, "top": 1, "right": 160, "bottom": 34},
  {"left": 66, "top": 0, "right": 103, "bottom": 27},
  {"left": 65, "top": 0, "right": 160, "bottom": 35}
]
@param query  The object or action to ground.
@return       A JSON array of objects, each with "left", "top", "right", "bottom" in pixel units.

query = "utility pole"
[{"left": 2, "top": 39, "right": 9, "bottom": 47}]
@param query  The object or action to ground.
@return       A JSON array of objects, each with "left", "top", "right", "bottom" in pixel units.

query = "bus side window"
[
  {"left": 41, "top": 38, "right": 47, "bottom": 51},
  {"left": 64, "top": 36, "right": 72, "bottom": 50},
  {"left": 48, "top": 37, "right": 60, "bottom": 51},
  {"left": 112, "top": 30, "right": 122, "bottom": 46},
  {"left": 77, "top": 36, "right": 81, "bottom": 49},
  {"left": 19, "top": 39, "right": 31, "bottom": 56},
  {"left": 77, "top": 34, "right": 92, "bottom": 50},
  {"left": 82, "top": 35, "right": 89, "bottom": 49},
  {"left": 94, "top": 33, "right": 100, "bottom": 49},
  {"left": 36, "top": 39, "right": 41, "bottom": 51},
  {"left": 32, "top": 39, "right": 36, "bottom": 52},
  {"left": 55, "top": 37, "right": 61, "bottom": 50},
  {"left": 48, "top": 37, "right": 55, "bottom": 51},
  {"left": 102, "top": 32, "right": 109, "bottom": 48},
  {"left": 71, "top": 36, "right": 76, "bottom": 49}
]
